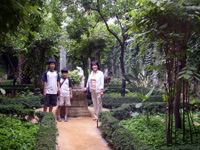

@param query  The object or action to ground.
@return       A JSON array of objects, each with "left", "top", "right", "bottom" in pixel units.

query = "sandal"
[{"left": 57, "top": 116, "right": 62, "bottom": 122}]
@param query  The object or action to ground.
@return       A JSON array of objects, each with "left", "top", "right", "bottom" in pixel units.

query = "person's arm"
[
  {"left": 70, "top": 87, "right": 73, "bottom": 99},
  {"left": 57, "top": 71, "right": 61, "bottom": 98},
  {"left": 100, "top": 72, "right": 104, "bottom": 96},
  {"left": 57, "top": 81, "right": 60, "bottom": 98},
  {"left": 84, "top": 80, "right": 89, "bottom": 91},
  {"left": 42, "top": 72, "right": 47, "bottom": 98},
  {"left": 84, "top": 73, "right": 90, "bottom": 91},
  {"left": 43, "top": 82, "right": 47, "bottom": 97}
]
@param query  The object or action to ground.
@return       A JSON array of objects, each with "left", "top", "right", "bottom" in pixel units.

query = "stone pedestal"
[{"left": 59, "top": 88, "right": 91, "bottom": 117}]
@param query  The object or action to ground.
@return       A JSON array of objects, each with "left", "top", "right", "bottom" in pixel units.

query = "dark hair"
[
  {"left": 48, "top": 59, "right": 56, "bottom": 65},
  {"left": 91, "top": 60, "right": 100, "bottom": 70},
  {"left": 61, "top": 68, "right": 68, "bottom": 73}
]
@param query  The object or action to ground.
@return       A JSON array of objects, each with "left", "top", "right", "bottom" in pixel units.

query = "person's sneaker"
[
  {"left": 64, "top": 116, "right": 68, "bottom": 122},
  {"left": 57, "top": 116, "right": 62, "bottom": 122}
]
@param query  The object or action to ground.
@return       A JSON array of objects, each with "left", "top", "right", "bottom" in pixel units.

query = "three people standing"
[{"left": 42, "top": 59, "right": 104, "bottom": 122}]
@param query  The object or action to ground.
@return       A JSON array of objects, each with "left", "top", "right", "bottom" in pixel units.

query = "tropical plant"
[
  {"left": 129, "top": 0, "right": 200, "bottom": 145},
  {"left": 68, "top": 70, "right": 81, "bottom": 86},
  {"left": 124, "top": 61, "right": 155, "bottom": 126}
]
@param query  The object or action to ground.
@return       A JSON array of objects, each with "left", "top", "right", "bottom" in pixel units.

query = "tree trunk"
[
  {"left": 174, "top": 84, "right": 182, "bottom": 129},
  {"left": 174, "top": 43, "right": 186, "bottom": 129},
  {"left": 120, "top": 44, "right": 126, "bottom": 97},
  {"left": 111, "top": 58, "right": 115, "bottom": 77}
]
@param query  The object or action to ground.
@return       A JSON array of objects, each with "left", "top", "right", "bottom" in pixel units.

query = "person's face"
[
  {"left": 62, "top": 72, "right": 67, "bottom": 78},
  {"left": 49, "top": 63, "right": 55, "bottom": 71},
  {"left": 92, "top": 64, "right": 98, "bottom": 71}
]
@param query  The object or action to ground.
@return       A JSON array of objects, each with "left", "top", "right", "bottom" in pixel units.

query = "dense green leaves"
[{"left": 0, "top": 114, "right": 39, "bottom": 150}]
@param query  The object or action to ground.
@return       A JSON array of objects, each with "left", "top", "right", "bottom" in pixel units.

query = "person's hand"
[
  {"left": 70, "top": 94, "right": 73, "bottom": 99},
  {"left": 57, "top": 95, "right": 60, "bottom": 99},
  {"left": 58, "top": 89, "right": 60, "bottom": 96},
  {"left": 43, "top": 92, "right": 46, "bottom": 98},
  {"left": 83, "top": 88, "right": 87, "bottom": 92},
  {"left": 100, "top": 90, "right": 104, "bottom": 96}
]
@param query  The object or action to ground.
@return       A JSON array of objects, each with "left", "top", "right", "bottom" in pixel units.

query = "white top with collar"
[{"left": 86, "top": 70, "right": 104, "bottom": 93}]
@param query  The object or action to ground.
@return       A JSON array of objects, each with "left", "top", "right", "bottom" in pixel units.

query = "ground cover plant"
[
  {"left": 119, "top": 112, "right": 200, "bottom": 149},
  {"left": 0, "top": 114, "right": 39, "bottom": 150}
]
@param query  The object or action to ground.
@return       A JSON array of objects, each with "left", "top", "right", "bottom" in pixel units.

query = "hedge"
[
  {"left": 99, "top": 111, "right": 147, "bottom": 150},
  {"left": 0, "top": 84, "right": 35, "bottom": 92},
  {"left": 0, "top": 96, "right": 43, "bottom": 120},
  {"left": 0, "top": 104, "right": 35, "bottom": 120},
  {"left": 102, "top": 95, "right": 164, "bottom": 109},
  {"left": 99, "top": 99, "right": 199, "bottom": 150},
  {"left": 104, "top": 84, "right": 164, "bottom": 95},
  {"left": 110, "top": 102, "right": 166, "bottom": 121},
  {"left": 34, "top": 112, "right": 57, "bottom": 150},
  {"left": 0, "top": 96, "right": 43, "bottom": 109}
]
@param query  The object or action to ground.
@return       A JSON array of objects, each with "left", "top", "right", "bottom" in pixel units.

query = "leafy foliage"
[
  {"left": 120, "top": 113, "right": 200, "bottom": 149},
  {"left": 120, "top": 114, "right": 166, "bottom": 148},
  {"left": 0, "top": 114, "right": 39, "bottom": 150},
  {"left": 68, "top": 70, "right": 81, "bottom": 85},
  {"left": 102, "top": 95, "right": 164, "bottom": 109},
  {"left": 0, "top": 105, "right": 35, "bottom": 120},
  {"left": 34, "top": 112, "right": 57, "bottom": 150},
  {"left": 99, "top": 111, "right": 145, "bottom": 150},
  {"left": 0, "top": 96, "right": 43, "bottom": 109}
]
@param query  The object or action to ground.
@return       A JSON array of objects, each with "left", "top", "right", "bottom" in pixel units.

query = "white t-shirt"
[
  {"left": 60, "top": 77, "right": 72, "bottom": 97},
  {"left": 42, "top": 70, "right": 60, "bottom": 94}
]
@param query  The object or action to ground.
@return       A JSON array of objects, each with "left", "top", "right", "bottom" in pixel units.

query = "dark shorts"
[{"left": 45, "top": 94, "right": 57, "bottom": 106}]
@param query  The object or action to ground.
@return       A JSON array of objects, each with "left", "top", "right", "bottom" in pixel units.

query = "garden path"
[{"left": 51, "top": 106, "right": 110, "bottom": 150}]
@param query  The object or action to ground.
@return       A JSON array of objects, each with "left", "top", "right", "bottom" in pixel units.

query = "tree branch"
[
  {"left": 92, "top": 9, "right": 122, "bottom": 46},
  {"left": 4, "top": 52, "right": 15, "bottom": 74},
  {"left": 91, "top": 17, "right": 100, "bottom": 28}
]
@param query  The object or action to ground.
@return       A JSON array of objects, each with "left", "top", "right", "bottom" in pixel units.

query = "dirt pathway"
[{"left": 54, "top": 107, "right": 110, "bottom": 150}]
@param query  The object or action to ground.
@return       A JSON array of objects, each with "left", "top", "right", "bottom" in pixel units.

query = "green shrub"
[
  {"left": 120, "top": 114, "right": 166, "bottom": 148},
  {"left": 99, "top": 111, "right": 146, "bottom": 150},
  {"left": 104, "top": 84, "right": 164, "bottom": 95},
  {"left": 35, "top": 111, "right": 46, "bottom": 123},
  {"left": 0, "top": 96, "right": 43, "bottom": 109},
  {"left": 34, "top": 112, "right": 57, "bottom": 150},
  {"left": 99, "top": 94, "right": 199, "bottom": 150},
  {"left": 0, "top": 80, "right": 14, "bottom": 85},
  {"left": 0, "top": 104, "right": 35, "bottom": 120},
  {"left": 110, "top": 102, "right": 166, "bottom": 120},
  {"left": 119, "top": 113, "right": 200, "bottom": 149},
  {"left": 107, "top": 78, "right": 122, "bottom": 85},
  {"left": 68, "top": 70, "right": 81, "bottom": 85},
  {"left": 0, "top": 114, "right": 39, "bottom": 150},
  {"left": 102, "top": 95, "right": 164, "bottom": 109},
  {"left": 0, "top": 84, "right": 35, "bottom": 93}
]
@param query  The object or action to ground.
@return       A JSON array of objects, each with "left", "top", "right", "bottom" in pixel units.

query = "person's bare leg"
[
  {"left": 49, "top": 105, "right": 53, "bottom": 112},
  {"left": 65, "top": 106, "right": 69, "bottom": 116},
  {"left": 57, "top": 106, "right": 61, "bottom": 116},
  {"left": 44, "top": 105, "right": 48, "bottom": 112}
]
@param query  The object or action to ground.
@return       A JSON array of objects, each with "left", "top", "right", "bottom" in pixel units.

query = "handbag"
[{"left": 87, "top": 84, "right": 92, "bottom": 100}]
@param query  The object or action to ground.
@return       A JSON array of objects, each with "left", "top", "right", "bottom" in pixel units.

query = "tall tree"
[
  {"left": 66, "top": 0, "right": 136, "bottom": 96},
  {"left": 129, "top": 0, "right": 200, "bottom": 145}
]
